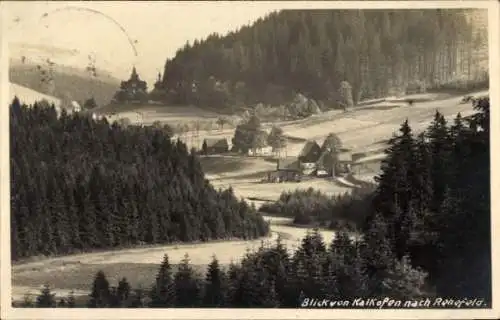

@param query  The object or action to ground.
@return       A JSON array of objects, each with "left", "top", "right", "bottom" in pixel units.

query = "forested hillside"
[
  {"left": 10, "top": 98, "right": 270, "bottom": 261},
  {"left": 158, "top": 9, "right": 487, "bottom": 109}
]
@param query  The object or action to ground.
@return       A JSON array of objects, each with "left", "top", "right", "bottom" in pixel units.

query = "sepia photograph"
[{"left": 0, "top": 1, "right": 498, "bottom": 319}]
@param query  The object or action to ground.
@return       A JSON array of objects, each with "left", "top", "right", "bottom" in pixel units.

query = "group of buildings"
[
  {"left": 199, "top": 135, "right": 359, "bottom": 183},
  {"left": 110, "top": 67, "right": 383, "bottom": 182},
  {"left": 266, "top": 140, "right": 353, "bottom": 183}
]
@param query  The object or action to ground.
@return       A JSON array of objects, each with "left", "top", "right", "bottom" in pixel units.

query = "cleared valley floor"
[{"left": 11, "top": 216, "right": 337, "bottom": 300}]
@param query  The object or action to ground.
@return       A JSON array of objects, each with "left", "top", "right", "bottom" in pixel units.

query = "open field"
[
  {"left": 100, "top": 104, "right": 232, "bottom": 126},
  {"left": 200, "top": 155, "right": 277, "bottom": 180},
  {"left": 280, "top": 90, "right": 487, "bottom": 153},
  {"left": 9, "top": 59, "right": 120, "bottom": 107},
  {"left": 230, "top": 178, "right": 351, "bottom": 201},
  {"left": 9, "top": 82, "right": 61, "bottom": 107}
]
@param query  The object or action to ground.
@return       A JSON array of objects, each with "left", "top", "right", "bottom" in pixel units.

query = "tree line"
[
  {"left": 157, "top": 9, "right": 487, "bottom": 109},
  {"left": 10, "top": 97, "right": 270, "bottom": 261},
  {"left": 260, "top": 185, "right": 375, "bottom": 232},
  {"left": 24, "top": 229, "right": 430, "bottom": 308}
]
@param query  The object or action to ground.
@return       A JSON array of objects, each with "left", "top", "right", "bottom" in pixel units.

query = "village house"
[
  {"left": 316, "top": 150, "right": 336, "bottom": 177},
  {"left": 71, "top": 101, "right": 82, "bottom": 113},
  {"left": 315, "top": 147, "right": 353, "bottom": 177},
  {"left": 298, "top": 140, "right": 322, "bottom": 164},
  {"left": 351, "top": 152, "right": 366, "bottom": 163},
  {"left": 248, "top": 146, "right": 273, "bottom": 157},
  {"left": 351, "top": 153, "right": 386, "bottom": 175},
  {"left": 335, "top": 151, "right": 353, "bottom": 176},
  {"left": 202, "top": 138, "right": 229, "bottom": 155},
  {"left": 267, "top": 157, "right": 301, "bottom": 183}
]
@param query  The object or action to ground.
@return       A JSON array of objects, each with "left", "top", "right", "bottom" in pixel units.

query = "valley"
[{"left": 9, "top": 88, "right": 485, "bottom": 301}]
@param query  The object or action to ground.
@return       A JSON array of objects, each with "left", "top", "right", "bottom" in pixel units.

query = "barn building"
[
  {"left": 202, "top": 138, "right": 229, "bottom": 155},
  {"left": 334, "top": 152, "right": 353, "bottom": 176},
  {"left": 267, "top": 157, "right": 301, "bottom": 183},
  {"left": 298, "top": 140, "right": 322, "bottom": 164},
  {"left": 315, "top": 148, "right": 353, "bottom": 177}
]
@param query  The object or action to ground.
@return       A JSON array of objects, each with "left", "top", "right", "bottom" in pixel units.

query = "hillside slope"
[
  {"left": 9, "top": 61, "right": 120, "bottom": 107},
  {"left": 9, "top": 82, "right": 61, "bottom": 107}
]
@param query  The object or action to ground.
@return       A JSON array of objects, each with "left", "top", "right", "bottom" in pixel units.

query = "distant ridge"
[
  {"left": 9, "top": 42, "right": 122, "bottom": 107},
  {"left": 9, "top": 62, "right": 120, "bottom": 107}
]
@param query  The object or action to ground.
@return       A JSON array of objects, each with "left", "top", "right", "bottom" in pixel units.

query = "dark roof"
[
  {"left": 299, "top": 140, "right": 321, "bottom": 161},
  {"left": 203, "top": 138, "right": 228, "bottom": 148},
  {"left": 277, "top": 157, "right": 301, "bottom": 171}
]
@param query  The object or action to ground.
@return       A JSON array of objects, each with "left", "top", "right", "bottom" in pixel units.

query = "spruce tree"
[
  {"left": 381, "top": 256, "right": 428, "bottom": 299},
  {"left": 150, "top": 254, "right": 175, "bottom": 307},
  {"left": 203, "top": 255, "right": 227, "bottom": 307},
  {"left": 35, "top": 285, "right": 56, "bottom": 308},
  {"left": 129, "top": 289, "right": 146, "bottom": 308},
  {"left": 425, "top": 110, "right": 451, "bottom": 212},
  {"left": 226, "top": 261, "right": 244, "bottom": 307},
  {"left": 174, "top": 254, "right": 202, "bottom": 307},
  {"left": 117, "top": 277, "right": 131, "bottom": 307},
  {"left": 261, "top": 280, "right": 280, "bottom": 308},
  {"left": 67, "top": 290, "right": 76, "bottom": 308},
  {"left": 373, "top": 119, "right": 417, "bottom": 220},
  {"left": 266, "top": 236, "right": 291, "bottom": 305},
  {"left": 362, "top": 213, "right": 395, "bottom": 295},
  {"left": 413, "top": 133, "right": 434, "bottom": 213},
  {"left": 57, "top": 298, "right": 66, "bottom": 307},
  {"left": 88, "top": 271, "right": 111, "bottom": 308}
]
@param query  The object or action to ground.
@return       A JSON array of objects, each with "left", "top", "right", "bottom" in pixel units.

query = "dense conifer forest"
[
  {"left": 368, "top": 96, "right": 491, "bottom": 300},
  {"left": 259, "top": 185, "right": 375, "bottom": 231},
  {"left": 10, "top": 97, "right": 270, "bottom": 261},
  {"left": 158, "top": 9, "right": 487, "bottom": 109},
  {"left": 19, "top": 97, "right": 491, "bottom": 308}
]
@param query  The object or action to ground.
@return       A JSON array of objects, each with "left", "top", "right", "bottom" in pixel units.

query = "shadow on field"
[
  {"left": 13, "top": 262, "right": 207, "bottom": 293},
  {"left": 284, "top": 135, "right": 308, "bottom": 143},
  {"left": 199, "top": 156, "right": 247, "bottom": 175}
]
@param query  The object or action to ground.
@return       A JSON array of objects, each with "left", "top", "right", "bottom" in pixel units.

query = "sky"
[
  {"left": 3, "top": 1, "right": 283, "bottom": 86},
  {"left": 3, "top": 1, "right": 492, "bottom": 88}
]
